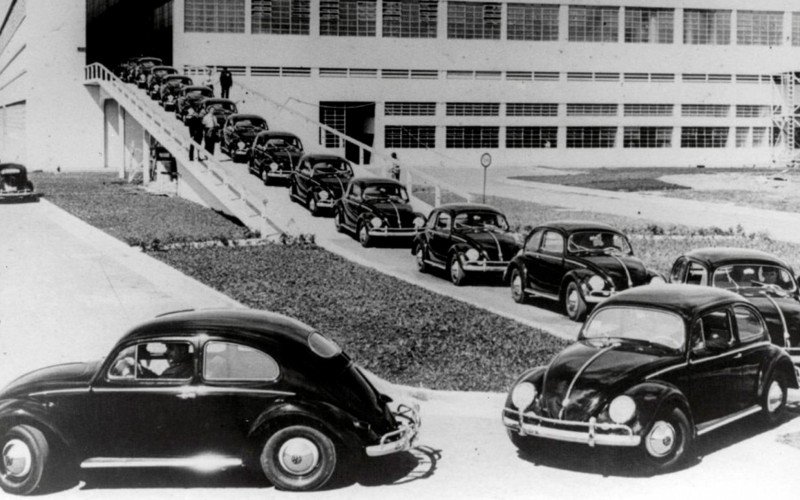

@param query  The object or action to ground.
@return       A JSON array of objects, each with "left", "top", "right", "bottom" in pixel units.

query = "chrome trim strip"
[
  {"left": 608, "top": 254, "right": 633, "bottom": 288},
  {"left": 688, "top": 341, "right": 771, "bottom": 366},
  {"left": 523, "top": 287, "right": 559, "bottom": 301},
  {"left": 696, "top": 405, "right": 761, "bottom": 436},
  {"left": 484, "top": 231, "right": 503, "bottom": 262},
  {"left": 560, "top": 343, "right": 620, "bottom": 420},
  {"left": 81, "top": 456, "right": 243, "bottom": 470},
  {"left": 760, "top": 293, "right": 791, "bottom": 348},
  {"left": 29, "top": 388, "right": 91, "bottom": 397},
  {"left": 92, "top": 386, "right": 294, "bottom": 396},
  {"left": 645, "top": 363, "right": 686, "bottom": 380},
  {"left": 423, "top": 259, "right": 447, "bottom": 270},
  {"left": 385, "top": 199, "right": 401, "bottom": 228}
]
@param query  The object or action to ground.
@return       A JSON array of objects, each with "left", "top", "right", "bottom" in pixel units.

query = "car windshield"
[
  {"left": 582, "top": 306, "right": 685, "bottom": 352},
  {"left": 362, "top": 184, "right": 409, "bottom": 202},
  {"left": 711, "top": 264, "right": 797, "bottom": 293},
  {"left": 312, "top": 160, "right": 351, "bottom": 177},
  {"left": 453, "top": 211, "right": 509, "bottom": 231},
  {"left": 266, "top": 136, "right": 302, "bottom": 149},
  {"left": 209, "top": 103, "right": 236, "bottom": 113},
  {"left": 234, "top": 118, "right": 266, "bottom": 129},
  {"left": 567, "top": 230, "right": 632, "bottom": 256},
  {"left": 187, "top": 89, "right": 210, "bottom": 97}
]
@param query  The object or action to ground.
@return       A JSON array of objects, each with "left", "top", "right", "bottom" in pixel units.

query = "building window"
[
  {"left": 507, "top": 3, "right": 559, "bottom": 41},
  {"left": 506, "top": 103, "right": 558, "bottom": 117},
  {"left": 447, "top": 2, "right": 502, "bottom": 40},
  {"left": 506, "top": 127, "right": 557, "bottom": 148},
  {"left": 185, "top": 0, "right": 245, "bottom": 32},
  {"left": 566, "top": 127, "right": 616, "bottom": 148},
  {"left": 446, "top": 103, "right": 500, "bottom": 116},
  {"left": 383, "top": 0, "right": 437, "bottom": 38},
  {"left": 623, "top": 127, "right": 672, "bottom": 148},
  {"left": 683, "top": 9, "right": 730, "bottom": 45},
  {"left": 385, "top": 102, "right": 436, "bottom": 116},
  {"left": 793, "top": 13, "right": 800, "bottom": 46},
  {"left": 737, "top": 10, "right": 783, "bottom": 46},
  {"left": 446, "top": 127, "right": 499, "bottom": 148},
  {"left": 623, "top": 104, "right": 673, "bottom": 116},
  {"left": 681, "top": 127, "right": 728, "bottom": 148},
  {"left": 735, "top": 105, "right": 771, "bottom": 118},
  {"left": 320, "top": 0, "right": 376, "bottom": 36},
  {"left": 681, "top": 105, "right": 729, "bottom": 117},
  {"left": 753, "top": 127, "right": 767, "bottom": 147},
  {"left": 568, "top": 5, "right": 619, "bottom": 42},
  {"left": 566, "top": 103, "right": 617, "bottom": 116},
  {"left": 252, "top": 0, "right": 310, "bottom": 34},
  {"left": 735, "top": 127, "right": 749, "bottom": 147},
  {"left": 385, "top": 126, "right": 436, "bottom": 148},
  {"left": 624, "top": 8, "right": 673, "bottom": 43}
]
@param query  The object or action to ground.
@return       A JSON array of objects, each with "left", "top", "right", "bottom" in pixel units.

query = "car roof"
[
  {"left": 202, "top": 98, "right": 235, "bottom": 105},
  {"left": 435, "top": 203, "right": 502, "bottom": 213},
  {"left": 164, "top": 75, "right": 191, "bottom": 81},
  {"left": 682, "top": 247, "right": 789, "bottom": 269},
  {"left": 536, "top": 220, "right": 620, "bottom": 233},
  {"left": 228, "top": 113, "right": 265, "bottom": 121},
  {"left": 302, "top": 153, "right": 347, "bottom": 162},
  {"left": 0, "top": 163, "right": 26, "bottom": 173},
  {"left": 256, "top": 130, "right": 298, "bottom": 138},
  {"left": 183, "top": 85, "right": 212, "bottom": 92},
  {"left": 119, "top": 309, "right": 315, "bottom": 345},
  {"left": 599, "top": 284, "right": 747, "bottom": 319},
  {"left": 152, "top": 65, "right": 176, "bottom": 72},
  {"left": 352, "top": 177, "right": 403, "bottom": 186}
]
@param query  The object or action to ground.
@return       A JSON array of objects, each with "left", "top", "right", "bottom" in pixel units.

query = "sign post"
[{"left": 480, "top": 152, "right": 492, "bottom": 203}]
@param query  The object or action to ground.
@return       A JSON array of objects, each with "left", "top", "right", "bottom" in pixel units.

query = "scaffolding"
[{"left": 772, "top": 71, "right": 800, "bottom": 167}]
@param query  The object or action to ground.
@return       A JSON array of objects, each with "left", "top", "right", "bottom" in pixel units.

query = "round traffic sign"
[{"left": 480, "top": 152, "right": 492, "bottom": 168}]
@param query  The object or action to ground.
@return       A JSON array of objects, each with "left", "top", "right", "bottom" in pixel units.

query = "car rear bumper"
[
  {"left": 366, "top": 404, "right": 420, "bottom": 457},
  {"left": 266, "top": 171, "right": 291, "bottom": 179},
  {"left": 366, "top": 227, "right": 419, "bottom": 238},
  {"left": 502, "top": 408, "right": 640, "bottom": 447},
  {"left": 462, "top": 260, "right": 509, "bottom": 273}
]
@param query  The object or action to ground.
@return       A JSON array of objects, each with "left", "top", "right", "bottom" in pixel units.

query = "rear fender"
[{"left": 761, "top": 353, "right": 800, "bottom": 392}]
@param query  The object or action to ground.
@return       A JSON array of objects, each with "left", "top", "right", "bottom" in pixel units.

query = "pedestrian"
[
  {"left": 389, "top": 152, "right": 401, "bottom": 181},
  {"left": 202, "top": 109, "right": 217, "bottom": 155},
  {"left": 219, "top": 67, "right": 233, "bottom": 99},
  {"left": 202, "top": 68, "right": 215, "bottom": 96},
  {"left": 187, "top": 107, "right": 203, "bottom": 160}
]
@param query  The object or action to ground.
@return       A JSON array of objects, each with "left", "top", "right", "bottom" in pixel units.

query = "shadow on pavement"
[{"left": 355, "top": 445, "right": 441, "bottom": 487}]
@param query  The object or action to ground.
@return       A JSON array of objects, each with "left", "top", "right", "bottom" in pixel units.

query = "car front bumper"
[
  {"left": 0, "top": 191, "right": 39, "bottom": 202},
  {"left": 266, "top": 170, "right": 292, "bottom": 179},
  {"left": 502, "top": 407, "right": 640, "bottom": 447},
  {"left": 462, "top": 260, "right": 510, "bottom": 273},
  {"left": 366, "top": 404, "right": 420, "bottom": 457},
  {"left": 366, "top": 227, "right": 419, "bottom": 238}
]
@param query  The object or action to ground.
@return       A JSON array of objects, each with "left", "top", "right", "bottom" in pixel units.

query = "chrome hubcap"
[
  {"left": 309, "top": 199, "right": 316, "bottom": 211},
  {"left": 767, "top": 380, "right": 784, "bottom": 412},
  {"left": 261, "top": 170, "right": 267, "bottom": 181},
  {"left": 2, "top": 439, "right": 32, "bottom": 478},
  {"left": 360, "top": 227, "right": 368, "bottom": 243},
  {"left": 511, "top": 275, "right": 522, "bottom": 299},
  {"left": 566, "top": 289, "right": 579, "bottom": 314},
  {"left": 645, "top": 421, "right": 676, "bottom": 458},
  {"left": 451, "top": 259, "right": 461, "bottom": 282},
  {"left": 278, "top": 437, "right": 319, "bottom": 476}
]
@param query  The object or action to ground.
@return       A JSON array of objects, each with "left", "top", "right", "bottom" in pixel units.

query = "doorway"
[{"left": 319, "top": 102, "right": 375, "bottom": 164}]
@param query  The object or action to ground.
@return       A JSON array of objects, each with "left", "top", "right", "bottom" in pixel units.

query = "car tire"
[
  {"left": 0, "top": 425, "right": 51, "bottom": 495},
  {"left": 334, "top": 210, "right": 345, "bottom": 233},
  {"left": 510, "top": 268, "right": 528, "bottom": 304},
  {"left": 564, "top": 281, "right": 587, "bottom": 322},
  {"left": 449, "top": 253, "right": 467, "bottom": 286},
  {"left": 358, "top": 222, "right": 372, "bottom": 248},
  {"left": 289, "top": 183, "right": 298, "bottom": 203},
  {"left": 414, "top": 244, "right": 428, "bottom": 273},
  {"left": 761, "top": 372, "right": 788, "bottom": 425},
  {"left": 641, "top": 406, "right": 691, "bottom": 472},
  {"left": 259, "top": 425, "right": 337, "bottom": 492}
]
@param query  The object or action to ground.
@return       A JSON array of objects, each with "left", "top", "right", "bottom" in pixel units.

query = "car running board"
[
  {"left": 423, "top": 259, "right": 446, "bottom": 270},
  {"left": 695, "top": 405, "right": 761, "bottom": 436},
  {"left": 524, "top": 287, "right": 560, "bottom": 301},
  {"left": 81, "top": 456, "right": 243, "bottom": 471}
]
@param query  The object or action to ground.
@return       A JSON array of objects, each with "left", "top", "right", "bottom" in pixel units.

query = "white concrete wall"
[{"left": 172, "top": 0, "right": 798, "bottom": 168}]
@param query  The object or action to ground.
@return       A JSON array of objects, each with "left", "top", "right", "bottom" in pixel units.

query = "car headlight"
[
  {"left": 649, "top": 275, "right": 666, "bottom": 285},
  {"left": 269, "top": 162, "right": 278, "bottom": 172},
  {"left": 370, "top": 217, "right": 383, "bottom": 228},
  {"left": 237, "top": 141, "right": 246, "bottom": 149},
  {"left": 608, "top": 395, "right": 636, "bottom": 424},
  {"left": 413, "top": 216, "right": 425, "bottom": 229},
  {"left": 318, "top": 191, "right": 330, "bottom": 201},
  {"left": 587, "top": 275, "right": 606, "bottom": 291},
  {"left": 465, "top": 248, "right": 481, "bottom": 261},
  {"left": 511, "top": 382, "right": 537, "bottom": 410}
]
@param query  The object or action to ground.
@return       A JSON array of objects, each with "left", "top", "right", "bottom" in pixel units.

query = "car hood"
[
  {"left": 0, "top": 361, "right": 99, "bottom": 399},
  {"left": 269, "top": 149, "right": 302, "bottom": 165},
  {"left": 571, "top": 254, "right": 649, "bottom": 290},
  {"left": 742, "top": 294, "right": 800, "bottom": 348},
  {"left": 363, "top": 199, "right": 417, "bottom": 227},
  {"left": 539, "top": 341, "right": 681, "bottom": 421},
  {"left": 458, "top": 230, "right": 520, "bottom": 261},
  {"left": 232, "top": 129, "right": 262, "bottom": 142},
  {"left": 314, "top": 176, "right": 349, "bottom": 197}
]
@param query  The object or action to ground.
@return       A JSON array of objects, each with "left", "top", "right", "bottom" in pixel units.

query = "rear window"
[{"left": 308, "top": 332, "right": 342, "bottom": 358}]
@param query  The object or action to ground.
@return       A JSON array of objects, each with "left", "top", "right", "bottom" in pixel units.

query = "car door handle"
[
  {"left": 732, "top": 353, "right": 742, "bottom": 359},
  {"left": 177, "top": 390, "right": 197, "bottom": 400}
]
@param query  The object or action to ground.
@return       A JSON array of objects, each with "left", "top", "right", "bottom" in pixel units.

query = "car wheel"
[
  {"left": 510, "top": 268, "right": 527, "bottom": 304},
  {"left": 308, "top": 196, "right": 319, "bottom": 217},
  {"left": 0, "top": 425, "right": 50, "bottom": 495},
  {"left": 641, "top": 406, "right": 691, "bottom": 472},
  {"left": 334, "top": 210, "right": 344, "bottom": 233},
  {"left": 761, "top": 373, "right": 788, "bottom": 425},
  {"left": 564, "top": 281, "right": 587, "bottom": 322},
  {"left": 259, "top": 425, "right": 337, "bottom": 492},
  {"left": 261, "top": 168, "right": 271, "bottom": 186},
  {"left": 358, "top": 222, "right": 372, "bottom": 248},
  {"left": 449, "top": 253, "right": 467, "bottom": 286},
  {"left": 415, "top": 244, "right": 428, "bottom": 273},
  {"left": 289, "top": 183, "right": 298, "bottom": 202}
]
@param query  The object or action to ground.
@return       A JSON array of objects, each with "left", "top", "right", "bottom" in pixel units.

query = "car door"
[
  {"left": 518, "top": 229, "right": 544, "bottom": 291},
  {"left": 687, "top": 308, "right": 742, "bottom": 423},
  {"left": 529, "top": 230, "right": 564, "bottom": 295},
  {"left": 222, "top": 118, "right": 234, "bottom": 148},
  {"left": 429, "top": 211, "right": 452, "bottom": 264},
  {"left": 296, "top": 161, "right": 313, "bottom": 201},
  {"left": 193, "top": 338, "right": 288, "bottom": 456},
  {"left": 251, "top": 134, "right": 265, "bottom": 169},
  {"left": 731, "top": 304, "right": 771, "bottom": 408},
  {"left": 89, "top": 338, "right": 201, "bottom": 458},
  {"left": 342, "top": 182, "right": 362, "bottom": 228}
]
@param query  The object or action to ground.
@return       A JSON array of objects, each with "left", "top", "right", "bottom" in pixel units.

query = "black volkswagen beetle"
[
  {"left": 220, "top": 114, "right": 269, "bottom": 163},
  {"left": 146, "top": 65, "right": 178, "bottom": 99},
  {"left": 175, "top": 85, "right": 213, "bottom": 122},
  {"left": 159, "top": 75, "right": 193, "bottom": 111},
  {"left": 249, "top": 131, "right": 304, "bottom": 185},
  {"left": 334, "top": 178, "right": 425, "bottom": 248},
  {"left": 289, "top": 154, "right": 354, "bottom": 216},
  {"left": 670, "top": 247, "right": 800, "bottom": 365},
  {"left": 503, "top": 285, "right": 798, "bottom": 471},
  {"left": 0, "top": 309, "right": 418, "bottom": 495},
  {"left": 506, "top": 221, "right": 663, "bottom": 321},
  {"left": 0, "top": 164, "right": 37, "bottom": 203},
  {"left": 413, "top": 203, "right": 521, "bottom": 286}
]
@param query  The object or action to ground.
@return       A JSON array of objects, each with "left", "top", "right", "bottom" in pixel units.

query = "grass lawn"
[{"left": 33, "top": 172, "right": 253, "bottom": 246}]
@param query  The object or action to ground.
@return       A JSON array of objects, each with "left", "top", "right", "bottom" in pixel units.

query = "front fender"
[
  {"left": 562, "top": 269, "right": 601, "bottom": 300},
  {"left": 615, "top": 382, "right": 693, "bottom": 437},
  {"left": 0, "top": 399, "right": 73, "bottom": 450},
  {"left": 503, "top": 366, "right": 547, "bottom": 409},
  {"left": 503, "top": 258, "right": 524, "bottom": 283}
]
